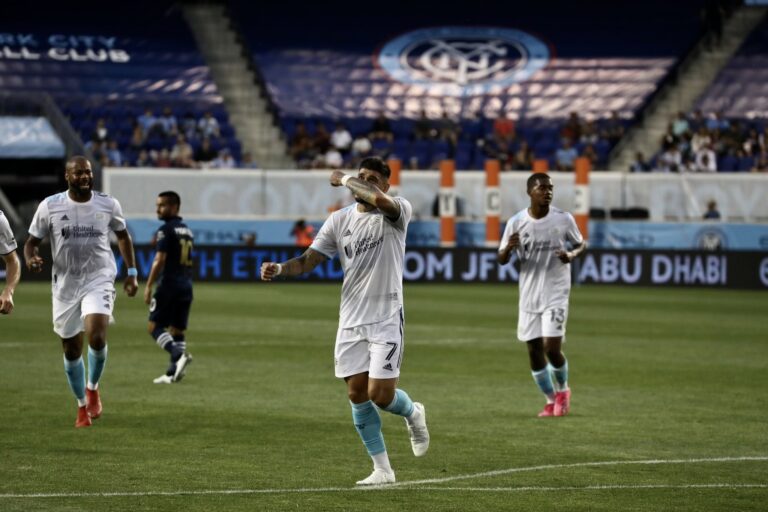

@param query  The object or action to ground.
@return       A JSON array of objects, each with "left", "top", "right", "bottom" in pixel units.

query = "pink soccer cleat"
[
  {"left": 86, "top": 388, "right": 102, "bottom": 419},
  {"left": 554, "top": 389, "right": 571, "bottom": 417},
  {"left": 75, "top": 405, "right": 92, "bottom": 428},
  {"left": 538, "top": 403, "right": 555, "bottom": 417}
]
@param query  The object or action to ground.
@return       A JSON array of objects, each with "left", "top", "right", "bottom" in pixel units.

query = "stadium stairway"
[
  {"left": 609, "top": 4, "right": 768, "bottom": 172},
  {"left": 183, "top": 3, "right": 291, "bottom": 169}
]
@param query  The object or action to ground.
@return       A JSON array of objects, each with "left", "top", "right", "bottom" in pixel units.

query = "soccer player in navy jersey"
[
  {"left": 25, "top": 156, "right": 138, "bottom": 428},
  {"left": 143, "top": 191, "right": 194, "bottom": 384}
]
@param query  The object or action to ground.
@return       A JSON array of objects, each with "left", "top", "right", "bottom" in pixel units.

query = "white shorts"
[
  {"left": 53, "top": 285, "right": 116, "bottom": 338},
  {"left": 517, "top": 306, "right": 569, "bottom": 342},
  {"left": 334, "top": 309, "right": 404, "bottom": 379}
]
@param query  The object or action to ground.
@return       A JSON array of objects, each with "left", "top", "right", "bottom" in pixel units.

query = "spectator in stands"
[
  {"left": 555, "top": 139, "right": 578, "bottom": 171},
  {"left": 680, "top": 155, "right": 697, "bottom": 172},
  {"left": 313, "top": 123, "right": 332, "bottom": 155},
  {"left": 323, "top": 147, "right": 344, "bottom": 169},
  {"left": 181, "top": 112, "right": 197, "bottom": 141},
  {"left": 695, "top": 147, "right": 717, "bottom": 172},
  {"left": 688, "top": 109, "right": 706, "bottom": 132},
  {"left": 138, "top": 108, "right": 160, "bottom": 138},
  {"left": 672, "top": 112, "right": 690, "bottom": 137},
  {"left": 105, "top": 140, "right": 123, "bottom": 167},
  {"left": 330, "top": 122, "right": 353, "bottom": 155},
  {"left": 691, "top": 126, "right": 712, "bottom": 154},
  {"left": 197, "top": 111, "right": 220, "bottom": 139},
  {"left": 135, "top": 149, "right": 151, "bottom": 167},
  {"left": 240, "top": 151, "right": 259, "bottom": 169},
  {"left": 581, "top": 144, "right": 598, "bottom": 169},
  {"left": 493, "top": 115, "right": 515, "bottom": 143},
  {"left": 369, "top": 111, "right": 394, "bottom": 143},
  {"left": 603, "top": 111, "right": 625, "bottom": 146},
  {"left": 85, "top": 139, "right": 107, "bottom": 165},
  {"left": 170, "top": 134, "right": 195, "bottom": 168},
  {"left": 129, "top": 124, "right": 144, "bottom": 150},
  {"left": 92, "top": 118, "right": 109, "bottom": 143},
  {"left": 152, "top": 149, "right": 172, "bottom": 168},
  {"left": 413, "top": 110, "right": 435, "bottom": 140},
  {"left": 658, "top": 146, "right": 682, "bottom": 172},
  {"left": 661, "top": 123, "right": 680, "bottom": 152},
  {"left": 703, "top": 199, "right": 721, "bottom": 220},
  {"left": 194, "top": 137, "right": 218, "bottom": 168},
  {"left": 289, "top": 123, "right": 313, "bottom": 168},
  {"left": 290, "top": 219, "right": 315, "bottom": 248},
  {"left": 629, "top": 152, "right": 651, "bottom": 172},
  {"left": 561, "top": 112, "right": 582, "bottom": 142},
  {"left": 705, "top": 111, "right": 729, "bottom": 132},
  {"left": 157, "top": 107, "right": 178, "bottom": 139},
  {"left": 350, "top": 134, "right": 373, "bottom": 162},
  {"left": 479, "top": 136, "right": 510, "bottom": 170},
  {"left": 743, "top": 128, "right": 760, "bottom": 156},
  {"left": 511, "top": 140, "right": 534, "bottom": 171},
  {"left": 212, "top": 148, "right": 237, "bottom": 169},
  {"left": 579, "top": 121, "right": 599, "bottom": 145}
]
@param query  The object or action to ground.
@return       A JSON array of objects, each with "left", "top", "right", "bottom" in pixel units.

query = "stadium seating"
[{"left": 230, "top": 0, "right": 708, "bottom": 169}]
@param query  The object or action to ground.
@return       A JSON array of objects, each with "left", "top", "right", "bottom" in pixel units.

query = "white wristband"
[
  {"left": 341, "top": 175, "right": 351, "bottom": 186},
  {"left": 274, "top": 263, "right": 283, "bottom": 276}
]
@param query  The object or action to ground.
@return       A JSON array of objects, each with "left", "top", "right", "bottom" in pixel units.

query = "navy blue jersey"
[{"left": 155, "top": 217, "right": 193, "bottom": 289}]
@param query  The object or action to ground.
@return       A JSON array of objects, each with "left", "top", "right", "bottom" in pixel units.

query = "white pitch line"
[{"left": 1, "top": 456, "right": 766, "bottom": 499}]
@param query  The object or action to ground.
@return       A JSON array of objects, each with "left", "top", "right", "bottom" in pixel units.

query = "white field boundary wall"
[{"left": 104, "top": 168, "right": 768, "bottom": 222}]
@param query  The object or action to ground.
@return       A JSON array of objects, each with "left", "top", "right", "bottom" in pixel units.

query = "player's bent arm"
[
  {"left": 261, "top": 248, "right": 327, "bottom": 281},
  {"left": 23, "top": 235, "right": 44, "bottom": 272},
  {"left": 497, "top": 233, "right": 520, "bottom": 265},
  {"left": 557, "top": 240, "right": 588, "bottom": 263},
  {"left": 143, "top": 251, "right": 166, "bottom": 304},
  {"left": 0, "top": 251, "right": 20, "bottom": 314},
  {"left": 331, "top": 171, "right": 401, "bottom": 220}
]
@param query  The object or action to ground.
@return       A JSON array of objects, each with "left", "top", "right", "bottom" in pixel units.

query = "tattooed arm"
[
  {"left": 330, "top": 170, "right": 400, "bottom": 220},
  {"left": 260, "top": 248, "right": 328, "bottom": 281}
]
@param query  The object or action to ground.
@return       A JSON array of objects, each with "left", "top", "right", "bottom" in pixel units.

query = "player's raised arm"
[
  {"left": 498, "top": 232, "right": 520, "bottom": 265},
  {"left": 556, "top": 240, "right": 587, "bottom": 264},
  {"left": 330, "top": 169, "right": 400, "bottom": 221},
  {"left": 261, "top": 248, "right": 328, "bottom": 281}
]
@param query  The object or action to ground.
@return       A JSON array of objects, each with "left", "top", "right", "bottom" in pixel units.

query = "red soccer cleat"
[
  {"left": 538, "top": 403, "right": 555, "bottom": 417},
  {"left": 554, "top": 389, "right": 571, "bottom": 417},
  {"left": 76, "top": 405, "right": 92, "bottom": 428},
  {"left": 86, "top": 388, "right": 102, "bottom": 419}
]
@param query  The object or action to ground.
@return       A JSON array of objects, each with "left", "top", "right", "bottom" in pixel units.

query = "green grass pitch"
[{"left": 1, "top": 282, "right": 766, "bottom": 511}]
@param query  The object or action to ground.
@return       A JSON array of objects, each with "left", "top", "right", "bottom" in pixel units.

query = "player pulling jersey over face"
[
  {"left": 260, "top": 157, "right": 429, "bottom": 486},
  {"left": 24, "top": 156, "right": 138, "bottom": 428},
  {"left": 498, "top": 173, "right": 586, "bottom": 418}
]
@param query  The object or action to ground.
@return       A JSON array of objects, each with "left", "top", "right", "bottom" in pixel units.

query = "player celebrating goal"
[
  {"left": 25, "top": 156, "right": 138, "bottom": 428},
  {"left": 260, "top": 157, "right": 429, "bottom": 486},
  {"left": 498, "top": 172, "right": 586, "bottom": 417}
]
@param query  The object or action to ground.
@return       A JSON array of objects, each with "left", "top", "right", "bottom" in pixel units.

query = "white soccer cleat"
[
  {"left": 173, "top": 352, "right": 193, "bottom": 382},
  {"left": 355, "top": 468, "right": 396, "bottom": 486},
  {"left": 406, "top": 402, "right": 430, "bottom": 457},
  {"left": 153, "top": 374, "right": 174, "bottom": 384}
]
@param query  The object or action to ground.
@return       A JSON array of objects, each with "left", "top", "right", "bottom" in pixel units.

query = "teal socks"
[
  {"left": 351, "top": 400, "right": 386, "bottom": 456},
  {"left": 383, "top": 389, "right": 415, "bottom": 417},
  {"left": 63, "top": 355, "right": 86, "bottom": 402},
  {"left": 550, "top": 360, "right": 569, "bottom": 392},
  {"left": 87, "top": 345, "right": 108, "bottom": 389},
  {"left": 532, "top": 367, "right": 556, "bottom": 400}
]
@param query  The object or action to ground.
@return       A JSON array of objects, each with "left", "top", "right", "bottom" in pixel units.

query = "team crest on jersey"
[{"left": 61, "top": 226, "right": 71, "bottom": 239}]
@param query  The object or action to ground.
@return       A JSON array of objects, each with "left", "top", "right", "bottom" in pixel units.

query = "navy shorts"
[{"left": 149, "top": 285, "right": 193, "bottom": 330}]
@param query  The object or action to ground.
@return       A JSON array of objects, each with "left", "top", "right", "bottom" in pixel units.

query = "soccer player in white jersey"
[
  {"left": 0, "top": 209, "right": 21, "bottom": 314},
  {"left": 260, "top": 157, "right": 429, "bottom": 486},
  {"left": 498, "top": 173, "right": 586, "bottom": 417},
  {"left": 24, "top": 156, "right": 139, "bottom": 428}
]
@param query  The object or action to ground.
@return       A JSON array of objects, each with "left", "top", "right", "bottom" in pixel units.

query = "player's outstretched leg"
[
  {"left": 64, "top": 355, "right": 90, "bottom": 428},
  {"left": 384, "top": 389, "right": 429, "bottom": 457},
  {"left": 551, "top": 360, "right": 571, "bottom": 416},
  {"left": 152, "top": 330, "right": 182, "bottom": 383},
  {"left": 85, "top": 345, "right": 107, "bottom": 419},
  {"left": 351, "top": 400, "right": 395, "bottom": 485},
  {"left": 532, "top": 367, "right": 556, "bottom": 417}
]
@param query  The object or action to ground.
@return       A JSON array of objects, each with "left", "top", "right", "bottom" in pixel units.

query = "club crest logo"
[{"left": 377, "top": 26, "right": 550, "bottom": 96}]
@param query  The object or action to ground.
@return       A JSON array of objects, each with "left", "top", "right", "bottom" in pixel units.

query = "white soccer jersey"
[
  {"left": 500, "top": 206, "right": 583, "bottom": 313},
  {"left": 0, "top": 209, "right": 17, "bottom": 255},
  {"left": 311, "top": 197, "right": 412, "bottom": 328},
  {"left": 28, "top": 191, "right": 127, "bottom": 303}
]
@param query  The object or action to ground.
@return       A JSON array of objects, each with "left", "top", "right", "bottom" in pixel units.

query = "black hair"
[
  {"left": 358, "top": 156, "right": 391, "bottom": 179},
  {"left": 527, "top": 172, "right": 551, "bottom": 192},
  {"left": 65, "top": 155, "right": 90, "bottom": 171},
  {"left": 158, "top": 190, "right": 181, "bottom": 207}
]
